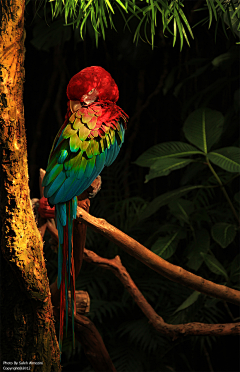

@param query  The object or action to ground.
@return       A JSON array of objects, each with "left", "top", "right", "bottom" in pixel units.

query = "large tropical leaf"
[
  {"left": 201, "top": 253, "right": 228, "bottom": 280},
  {"left": 151, "top": 230, "right": 181, "bottom": 259},
  {"left": 90, "top": 299, "right": 124, "bottom": 323},
  {"left": 187, "top": 229, "right": 210, "bottom": 271},
  {"left": 207, "top": 147, "right": 240, "bottom": 173},
  {"left": 183, "top": 108, "right": 224, "bottom": 153},
  {"left": 174, "top": 291, "right": 201, "bottom": 313},
  {"left": 168, "top": 198, "right": 194, "bottom": 223},
  {"left": 110, "top": 343, "right": 144, "bottom": 372},
  {"left": 234, "top": 191, "right": 240, "bottom": 204},
  {"left": 230, "top": 254, "right": 240, "bottom": 284},
  {"left": 145, "top": 158, "right": 194, "bottom": 182},
  {"left": 211, "top": 223, "right": 236, "bottom": 248},
  {"left": 138, "top": 185, "right": 204, "bottom": 220},
  {"left": 134, "top": 141, "right": 202, "bottom": 167},
  {"left": 117, "top": 318, "right": 167, "bottom": 353},
  {"left": 211, "top": 46, "right": 240, "bottom": 70}
]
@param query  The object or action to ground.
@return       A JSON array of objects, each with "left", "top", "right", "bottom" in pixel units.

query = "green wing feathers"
[{"left": 43, "top": 102, "right": 127, "bottom": 204}]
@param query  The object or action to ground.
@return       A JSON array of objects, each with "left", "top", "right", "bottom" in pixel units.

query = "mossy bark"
[{"left": 0, "top": 1, "right": 61, "bottom": 370}]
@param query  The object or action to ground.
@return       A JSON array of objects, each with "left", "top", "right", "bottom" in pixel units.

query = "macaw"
[{"left": 42, "top": 66, "right": 128, "bottom": 353}]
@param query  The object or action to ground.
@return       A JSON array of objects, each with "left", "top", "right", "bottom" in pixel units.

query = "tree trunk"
[{"left": 0, "top": 1, "right": 61, "bottom": 370}]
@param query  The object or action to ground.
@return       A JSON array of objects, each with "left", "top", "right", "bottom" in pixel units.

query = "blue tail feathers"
[{"left": 56, "top": 197, "right": 78, "bottom": 354}]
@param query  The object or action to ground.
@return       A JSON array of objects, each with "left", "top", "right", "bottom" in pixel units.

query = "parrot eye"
[{"left": 81, "top": 88, "right": 98, "bottom": 105}]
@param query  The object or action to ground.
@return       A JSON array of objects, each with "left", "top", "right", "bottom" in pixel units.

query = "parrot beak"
[{"left": 70, "top": 100, "right": 82, "bottom": 113}]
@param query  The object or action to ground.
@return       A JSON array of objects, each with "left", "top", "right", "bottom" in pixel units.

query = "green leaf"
[
  {"left": 211, "top": 46, "right": 239, "bottom": 69},
  {"left": 138, "top": 185, "right": 204, "bottom": 220},
  {"left": 191, "top": 208, "right": 211, "bottom": 223},
  {"left": 234, "top": 191, "right": 240, "bottom": 204},
  {"left": 145, "top": 158, "right": 194, "bottom": 182},
  {"left": 115, "top": 0, "right": 127, "bottom": 11},
  {"left": 211, "top": 223, "right": 236, "bottom": 248},
  {"left": 208, "top": 0, "right": 218, "bottom": 21},
  {"left": 83, "top": 0, "right": 95, "bottom": 12},
  {"left": 183, "top": 108, "right": 224, "bottom": 153},
  {"left": 201, "top": 253, "right": 229, "bottom": 280},
  {"left": 163, "top": 68, "right": 177, "bottom": 95},
  {"left": 207, "top": 147, "right": 240, "bottom": 173},
  {"left": 173, "top": 18, "right": 177, "bottom": 47},
  {"left": 134, "top": 141, "right": 202, "bottom": 167},
  {"left": 178, "top": 7, "right": 194, "bottom": 38},
  {"left": 174, "top": 6, "right": 183, "bottom": 50},
  {"left": 105, "top": 0, "right": 114, "bottom": 13},
  {"left": 151, "top": 230, "right": 180, "bottom": 259},
  {"left": 212, "top": 52, "right": 231, "bottom": 67},
  {"left": 187, "top": 229, "right": 210, "bottom": 271},
  {"left": 174, "top": 291, "right": 201, "bottom": 313},
  {"left": 230, "top": 254, "right": 240, "bottom": 283},
  {"left": 214, "top": 0, "right": 225, "bottom": 13},
  {"left": 169, "top": 198, "right": 194, "bottom": 223}
]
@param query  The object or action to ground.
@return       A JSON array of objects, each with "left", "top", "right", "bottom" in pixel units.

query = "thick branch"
[
  {"left": 84, "top": 249, "right": 240, "bottom": 338},
  {"left": 77, "top": 208, "right": 240, "bottom": 306},
  {"left": 74, "top": 315, "right": 117, "bottom": 372}
]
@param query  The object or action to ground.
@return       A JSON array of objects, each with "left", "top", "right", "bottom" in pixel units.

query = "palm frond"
[
  {"left": 89, "top": 299, "right": 125, "bottom": 323},
  {"left": 111, "top": 344, "right": 145, "bottom": 372},
  {"left": 42, "top": 0, "right": 195, "bottom": 48},
  {"left": 117, "top": 317, "right": 169, "bottom": 353}
]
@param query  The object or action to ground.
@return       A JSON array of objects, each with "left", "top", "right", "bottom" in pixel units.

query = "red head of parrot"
[{"left": 66, "top": 66, "right": 119, "bottom": 105}]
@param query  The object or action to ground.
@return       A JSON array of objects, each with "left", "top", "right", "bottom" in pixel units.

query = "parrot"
[{"left": 42, "top": 66, "right": 128, "bottom": 353}]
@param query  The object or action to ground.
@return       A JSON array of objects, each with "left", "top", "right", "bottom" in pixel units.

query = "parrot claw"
[
  {"left": 38, "top": 196, "right": 55, "bottom": 218},
  {"left": 88, "top": 175, "right": 102, "bottom": 198}
]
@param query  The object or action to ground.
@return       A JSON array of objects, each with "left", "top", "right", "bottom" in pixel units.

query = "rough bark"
[{"left": 0, "top": 1, "right": 61, "bottom": 370}]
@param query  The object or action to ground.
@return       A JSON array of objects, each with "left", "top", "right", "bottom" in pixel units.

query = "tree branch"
[
  {"left": 83, "top": 249, "right": 240, "bottom": 338},
  {"left": 77, "top": 207, "right": 240, "bottom": 307},
  {"left": 74, "top": 314, "right": 117, "bottom": 372}
]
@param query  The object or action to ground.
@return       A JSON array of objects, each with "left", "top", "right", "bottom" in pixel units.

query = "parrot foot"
[{"left": 88, "top": 175, "right": 102, "bottom": 199}]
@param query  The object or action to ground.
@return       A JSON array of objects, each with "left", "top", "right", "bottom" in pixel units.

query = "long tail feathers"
[
  {"left": 56, "top": 198, "right": 77, "bottom": 356},
  {"left": 71, "top": 252, "right": 76, "bottom": 348}
]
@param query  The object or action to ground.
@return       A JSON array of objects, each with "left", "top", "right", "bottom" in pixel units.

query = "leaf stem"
[{"left": 206, "top": 158, "right": 240, "bottom": 226}]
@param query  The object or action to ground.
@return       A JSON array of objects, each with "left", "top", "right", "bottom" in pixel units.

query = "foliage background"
[{"left": 24, "top": 1, "right": 239, "bottom": 371}]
